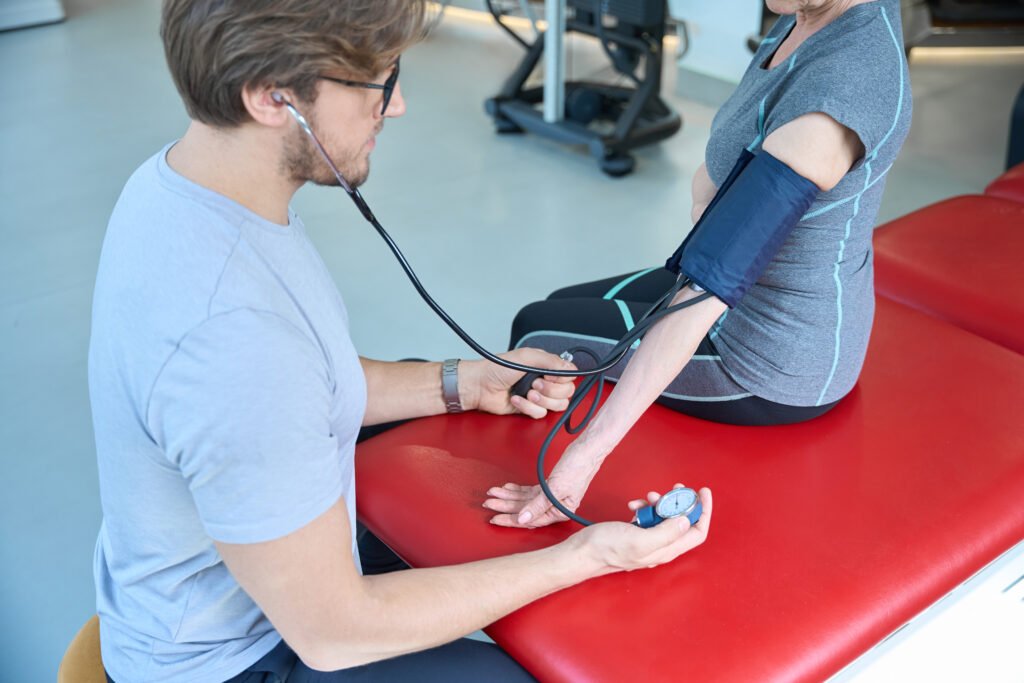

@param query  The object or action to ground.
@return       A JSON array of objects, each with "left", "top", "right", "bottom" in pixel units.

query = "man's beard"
[{"left": 282, "top": 120, "right": 369, "bottom": 189}]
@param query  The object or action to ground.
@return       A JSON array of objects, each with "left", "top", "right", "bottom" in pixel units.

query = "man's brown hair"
[{"left": 161, "top": 0, "right": 426, "bottom": 127}]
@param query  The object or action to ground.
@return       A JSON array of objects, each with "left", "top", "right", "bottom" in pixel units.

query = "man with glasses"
[
  {"left": 324, "top": 57, "right": 401, "bottom": 115},
  {"left": 89, "top": 1, "right": 712, "bottom": 681}
]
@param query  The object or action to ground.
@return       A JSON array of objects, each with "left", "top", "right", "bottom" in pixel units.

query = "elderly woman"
[{"left": 485, "top": 0, "right": 912, "bottom": 527}]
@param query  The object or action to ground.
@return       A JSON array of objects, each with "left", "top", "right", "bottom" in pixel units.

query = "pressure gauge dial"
[{"left": 635, "top": 487, "right": 702, "bottom": 528}]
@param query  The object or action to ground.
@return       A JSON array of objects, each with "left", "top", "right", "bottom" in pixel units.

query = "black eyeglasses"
[{"left": 321, "top": 58, "right": 401, "bottom": 115}]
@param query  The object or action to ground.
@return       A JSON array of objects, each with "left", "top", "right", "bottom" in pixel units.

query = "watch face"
[{"left": 655, "top": 487, "right": 698, "bottom": 519}]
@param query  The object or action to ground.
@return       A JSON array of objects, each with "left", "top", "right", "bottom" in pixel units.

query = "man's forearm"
[
  {"left": 360, "top": 358, "right": 448, "bottom": 425},
  {"left": 309, "top": 540, "right": 597, "bottom": 670}
]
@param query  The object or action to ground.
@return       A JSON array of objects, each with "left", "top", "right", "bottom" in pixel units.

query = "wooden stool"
[{"left": 58, "top": 615, "right": 105, "bottom": 683}]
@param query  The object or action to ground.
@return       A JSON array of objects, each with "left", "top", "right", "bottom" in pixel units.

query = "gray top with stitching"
[{"left": 705, "top": 0, "right": 912, "bottom": 406}]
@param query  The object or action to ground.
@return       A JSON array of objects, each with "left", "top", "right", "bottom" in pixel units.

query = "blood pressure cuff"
[{"left": 665, "top": 150, "right": 820, "bottom": 308}]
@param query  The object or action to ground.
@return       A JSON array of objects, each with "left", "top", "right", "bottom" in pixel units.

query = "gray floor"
[{"left": 1, "top": 1, "right": 1021, "bottom": 680}]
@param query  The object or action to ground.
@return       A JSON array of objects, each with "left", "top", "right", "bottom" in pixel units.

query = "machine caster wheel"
[
  {"left": 494, "top": 118, "right": 524, "bottom": 134},
  {"left": 600, "top": 153, "right": 635, "bottom": 177},
  {"left": 485, "top": 98, "right": 524, "bottom": 134},
  {"left": 493, "top": 116, "right": 524, "bottom": 135}
]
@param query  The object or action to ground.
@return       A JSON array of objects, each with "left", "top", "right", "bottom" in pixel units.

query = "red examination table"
[
  {"left": 356, "top": 296, "right": 1024, "bottom": 682},
  {"left": 874, "top": 194, "right": 1024, "bottom": 355}
]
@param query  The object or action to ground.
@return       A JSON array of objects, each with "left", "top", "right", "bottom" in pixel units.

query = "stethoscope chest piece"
[{"left": 634, "top": 487, "right": 702, "bottom": 528}]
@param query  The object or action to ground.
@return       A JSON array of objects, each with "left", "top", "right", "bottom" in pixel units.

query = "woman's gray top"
[{"left": 705, "top": 0, "right": 912, "bottom": 406}]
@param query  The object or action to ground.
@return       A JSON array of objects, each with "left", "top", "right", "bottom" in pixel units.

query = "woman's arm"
[
  {"left": 486, "top": 286, "right": 727, "bottom": 528},
  {"left": 566, "top": 287, "right": 727, "bottom": 464},
  {"left": 691, "top": 162, "right": 718, "bottom": 224},
  {"left": 763, "top": 112, "right": 864, "bottom": 191},
  {"left": 486, "top": 112, "right": 863, "bottom": 527}
]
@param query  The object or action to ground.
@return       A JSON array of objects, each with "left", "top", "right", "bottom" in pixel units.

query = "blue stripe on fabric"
[
  {"left": 613, "top": 299, "right": 642, "bottom": 350},
  {"left": 515, "top": 329, "right": 618, "bottom": 349},
  {"left": 746, "top": 97, "right": 768, "bottom": 152},
  {"left": 602, "top": 267, "right": 659, "bottom": 300},
  {"left": 614, "top": 299, "right": 635, "bottom": 331},
  {"left": 663, "top": 391, "right": 753, "bottom": 402},
  {"left": 802, "top": 164, "right": 892, "bottom": 220},
  {"left": 816, "top": 5, "right": 905, "bottom": 406},
  {"left": 513, "top": 330, "right": 724, "bottom": 361},
  {"left": 603, "top": 375, "right": 752, "bottom": 402},
  {"left": 515, "top": 332, "right": 743, "bottom": 400},
  {"left": 787, "top": 53, "right": 797, "bottom": 74},
  {"left": 709, "top": 309, "right": 729, "bottom": 341}
]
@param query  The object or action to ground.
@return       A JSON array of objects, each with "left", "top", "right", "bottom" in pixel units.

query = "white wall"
[
  {"left": 0, "top": 0, "right": 65, "bottom": 30},
  {"left": 669, "top": 0, "right": 763, "bottom": 104}
]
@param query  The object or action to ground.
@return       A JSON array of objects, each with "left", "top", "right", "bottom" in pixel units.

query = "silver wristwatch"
[{"left": 441, "top": 358, "right": 463, "bottom": 413}]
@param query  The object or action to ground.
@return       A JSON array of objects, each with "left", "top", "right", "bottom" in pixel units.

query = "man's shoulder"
[
  {"left": 102, "top": 146, "right": 248, "bottom": 295},
  {"left": 111, "top": 145, "right": 242, "bottom": 244},
  {"left": 93, "top": 147, "right": 254, "bottom": 376}
]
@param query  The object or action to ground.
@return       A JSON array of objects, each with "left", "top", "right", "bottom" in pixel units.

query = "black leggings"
[{"left": 510, "top": 268, "right": 838, "bottom": 426}]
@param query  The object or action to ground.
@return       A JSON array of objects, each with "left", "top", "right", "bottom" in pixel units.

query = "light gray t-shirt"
[
  {"left": 705, "top": 0, "right": 912, "bottom": 406},
  {"left": 89, "top": 145, "right": 367, "bottom": 682}
]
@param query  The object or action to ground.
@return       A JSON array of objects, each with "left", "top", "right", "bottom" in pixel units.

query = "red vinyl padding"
[
  {"left": 356, "top": 297, "right": 1024, "bottom": 683},
  {"left": 874, "top": 195, "right": 1024, "bottom": 354},
  {"left": 985, "top": 163, "right": 1024, "bottom": 203}
]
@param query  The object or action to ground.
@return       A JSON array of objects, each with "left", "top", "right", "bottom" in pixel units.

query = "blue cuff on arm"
[{"left": 666, "top": 150, "right": 819, "bottom": 308}]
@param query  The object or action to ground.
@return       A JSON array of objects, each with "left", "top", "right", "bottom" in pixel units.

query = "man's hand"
[
  {"left": 484, "top": 442, "right": 600, "bottom": 528},
  {"left": 570, "top": 486, "right": 713, "bottom": 575},
  {"left": 460, "top": 348, "right": 577, "bottom": 419}
]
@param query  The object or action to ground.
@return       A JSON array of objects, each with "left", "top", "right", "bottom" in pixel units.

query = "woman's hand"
[
  {"left": 484, "top": 443, "right": 601, "bottom": 528},
  {"left": 460, "top": 348, "right": 577, "bottom": 419}
]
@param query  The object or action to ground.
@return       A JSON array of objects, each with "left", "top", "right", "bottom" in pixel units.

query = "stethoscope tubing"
[{"left": 279, "top": 98, "right": 711, "bottom": 525}]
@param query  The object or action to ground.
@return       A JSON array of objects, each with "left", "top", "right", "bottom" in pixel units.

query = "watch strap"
[{"left": 441, "top": 359, "right": 463, "bottom": 414}]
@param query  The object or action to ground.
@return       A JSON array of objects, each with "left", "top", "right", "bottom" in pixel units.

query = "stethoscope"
[{"left": 274, "top": 92, "right": 706, "bottom": 528}]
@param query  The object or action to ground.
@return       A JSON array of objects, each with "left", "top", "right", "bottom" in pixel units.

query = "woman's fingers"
[
  {"left": 482, "top": 497, "right": 527, "bottom": 514},
  {"left": 486, "top": 483, "right": 538, "bottom": 500},
  {"left": 488, "top": 505, "right": 568, "bottom": 528},
  {"left": 488, "top": 513, "right": 525, "bottom": 527}
]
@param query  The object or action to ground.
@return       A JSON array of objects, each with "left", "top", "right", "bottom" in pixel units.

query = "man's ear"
[{"left": 241, "top": 84, "right": 295, "bottom": 127}]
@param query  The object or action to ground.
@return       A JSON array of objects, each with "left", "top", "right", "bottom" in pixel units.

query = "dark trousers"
[
  {"left": 227, "top": 635, "right": 535, "bottom": 683},
  {"left": 222, "top": 519, "right": 534, "bottom": 682}
]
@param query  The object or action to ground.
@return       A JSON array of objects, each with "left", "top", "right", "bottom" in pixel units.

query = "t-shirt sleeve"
[
  {"left": 763, "top": 46, "right": 908, "bottom": 162},
  {"left": 147, "top": 308, "right": 344, "bottom": 544}
]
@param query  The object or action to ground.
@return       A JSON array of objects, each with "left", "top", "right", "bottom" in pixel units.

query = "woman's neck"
[
  {"left": 768, "top": 0, "right": 874, "bottom": 68},
  {"left": 794, "top": 0, "right": 870, "bottom": 35}
]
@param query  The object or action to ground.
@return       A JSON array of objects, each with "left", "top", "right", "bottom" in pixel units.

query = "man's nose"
[{"left": 385, "top": 82, "right": 406, "bottom": 118}]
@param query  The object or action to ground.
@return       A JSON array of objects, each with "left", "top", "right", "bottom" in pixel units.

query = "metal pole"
[{"left": 543, "top": 0, "right": 566, "bottom": 123}]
